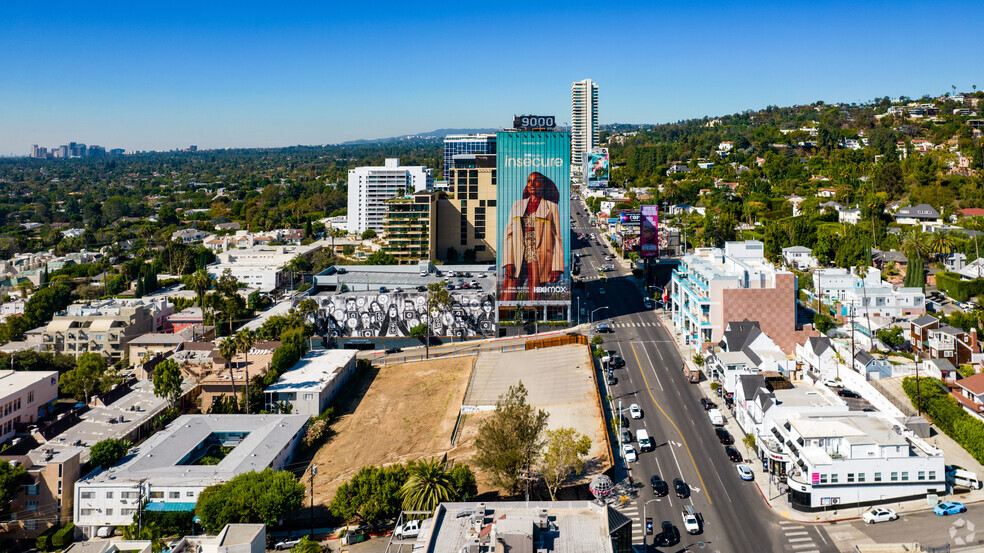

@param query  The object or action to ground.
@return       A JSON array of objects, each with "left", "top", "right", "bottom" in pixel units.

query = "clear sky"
[{"left": 2, "top": 0, "right": 982, "bottom": 155}]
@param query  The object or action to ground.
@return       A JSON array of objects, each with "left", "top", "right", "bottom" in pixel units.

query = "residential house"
[
  {"left": 813, "top": 266, "right": 925, "bottom": 320},
  {"left": 838, "top": 207, "right": 862, "bottom": 225},
  {"left": 797, "top": 336, "right": 837, "bottom": 376},
  {"left": 853, "top": 351, "right": 893, "bottom": 380},
  {"left": 951, "top": 373, "right": 984, "bottom": 421},
  {"left": 666, "top": 163, "right": 691, "bottom": 176},
  {"left": 171, "top": 229, "right": 212, "bottom": 244},
  {"left": 816, "top": 188, "right": 837, "bottom": 198},
  {"left": 0, "top": 370, "right": 59, "bottom": 442},
  {"left": 943, "top": 253, "right": 967, "bottom": 273},
  {"left": 894, "top": 204, "right": 941, "bottom": 225},
  {"left": 781, "top": 246, "right": 818, "bottom": 270},
  {"left": 910, "top": 314, "right": 978, "bottom": 365}
]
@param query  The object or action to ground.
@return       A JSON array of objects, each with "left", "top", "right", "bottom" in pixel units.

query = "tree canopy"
[
  {"left": 195, "top": 469, "right": 305, "bottom": 533},
  {"left": 472, "top": 382, "right": 549, "bottom": 494}
]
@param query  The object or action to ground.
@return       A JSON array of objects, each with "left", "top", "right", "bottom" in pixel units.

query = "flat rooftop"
[
  {"left": 314, "top": 264, "right": 496, "bottom": 293},
  {"left": 266, "top": 349, "right": 356, "bottom": 392},
  {"left": 84, "top": 414, "right": 308, "bottom": 487},
  {"left": 424, "top": 501, "right": 617, "bottom": 553},
  {"left": 773, "top": 386, "right": 845, "bottom": 409},
  {"left": 0, "top": 369, "right": 55, "bottom": 397}
]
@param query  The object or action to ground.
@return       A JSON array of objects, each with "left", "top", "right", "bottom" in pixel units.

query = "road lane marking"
[
  {"left": 634, "top": 341, "right": 663, "bottom": 391},
  {"left": 788, "top": 537, "right": 813, "bottom": 542},
  {"left": 630, "top": 342, "right": 713, "bottom": 505}
]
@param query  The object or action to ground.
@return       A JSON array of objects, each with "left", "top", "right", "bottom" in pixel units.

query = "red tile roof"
[
  {"left": 957, "top": 372, "right": 984, "bottom": 395},
  {"left": 961, "top": 208, "right": 984, "bottom": 217}
]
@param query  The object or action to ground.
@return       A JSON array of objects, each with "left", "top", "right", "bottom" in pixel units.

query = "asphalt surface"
[{"left": 571, "top": 200, "right": 837, "bottom": 553}]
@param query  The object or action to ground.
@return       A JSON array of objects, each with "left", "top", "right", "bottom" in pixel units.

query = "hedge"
[
  {"left": 934, "top": 271, "right": 984, "bottom": 303},
  {"left": 35, "top": 525, "right": 59, "bottom": 551},
  {"left": 902, "top": 376, "right": 984, "bottom": 464},
  {"left": 51, "top": 523, "right": 75, "bottom": 549}
]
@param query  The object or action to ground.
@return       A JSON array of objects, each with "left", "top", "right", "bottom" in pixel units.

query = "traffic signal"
[{"left": 645, "top": 518, "right": 653, "bottom": 535}]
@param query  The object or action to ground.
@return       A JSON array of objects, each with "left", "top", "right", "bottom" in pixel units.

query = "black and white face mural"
[{"left": 315, "top": 291, "right": 498, "bottom": 338}]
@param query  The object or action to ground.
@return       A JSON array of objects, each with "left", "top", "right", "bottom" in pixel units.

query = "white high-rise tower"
[{"left": 571, "top": 78, "right": 599, "bottom": 172}]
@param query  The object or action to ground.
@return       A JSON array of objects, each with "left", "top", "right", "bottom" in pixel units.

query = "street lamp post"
[{"left": 590, "top": 306, "right": 609, "bottom": 326}]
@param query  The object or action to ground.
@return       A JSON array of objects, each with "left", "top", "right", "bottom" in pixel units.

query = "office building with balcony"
[
  {"left": 437, "top": 153, "right": 497, "bottom": 262},
  {"left": 442, "top": 134, "right": 495, "bottom": 181},
  {"left": 383, "top": 190, "right": 440, "bottom": 262},
  {"left": 41, "top": 299, "right": 172, "bottom": 362},
  {"left": 347, "top": 158, "right": 433, "bottom": 234},
  {"left": 669, "top": 240, "right": 810, "bottom": 354}
]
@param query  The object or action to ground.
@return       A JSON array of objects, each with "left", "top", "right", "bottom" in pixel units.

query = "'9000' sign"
[{"left": 514, "top": 115, "right": 555, "bottom": 130}]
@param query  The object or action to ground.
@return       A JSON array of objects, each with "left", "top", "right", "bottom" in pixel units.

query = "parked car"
[
  {"left": 622, "top": 443, "right": 638, "bottom": 463},
  {"left": 336, "top": 268, "right": 347, "bottom": 274},
  {"left": 699, "top": 398, "right": 715, "bottom": 411},
  {"left": 609, "top": 356, "right": 625, "bottom": 368},
  {"left": 596, "top": 324, "right": 614, "bottom": 333},
  {"left": 861, "top": 508, "right": 899, "bottom": 524},
  {"left": 934, "top": 501, "right": 967, "bottom": 516},
  {"left": 837, "top": 389, "right": 861, "bottom": 399},
  {"left": 736, "top": 465, "right": 754, "bottom": 481},
  {"left": 629, "top": 404, "right": 642, "bottom": 419},
  {"left": 607, "top": 374, "right": 618, "bottom": 386},
  {"left": 622, "top": 430, "right": 633, "bottom": 443},
  {"left": 395, "top": 519, "right": 422, "bottom": 540},
  {"left": 385, "top": 347, "right": 402, "bottom": 354},
  {"left": 651, "top": 475, "right": 668, "bottom": 496},
  {"left": 822, "top": 378, "right": 842, "bottom": 388},
  {"left": 653, "top": 521, "right": 680, "bottom": 547},
  {"left": 725, "top": 445, "right": 742, "bottom": 462},
  {"left": 673, "top": 478, "right": 689, "bottom": 498},
  {"left": 715, "top": 427, "right": 733, "bottom": 444},
  {"left": 275, "top": 538, "right": 302, "bottom": 550}
]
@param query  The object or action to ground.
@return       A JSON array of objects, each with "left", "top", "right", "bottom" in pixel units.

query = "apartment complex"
[
  {"left": 0, "top": 370, "right": 58, "bottom": 442},
  {"left": 812, "top": 267, "right": 925, "bottom": 319},
  {"left": 670, "top": 240, "right": 809, "bottom": 353},
  {"left": 0, "top": 447, "right": 81, "bottom": 540},
  {"left": 571, "top": 78, "right": 599, "bottom": 173},
  {"left": 41, "top": 299, "right": 172, "bottom": 362},
  {"left": 263, "top": 349, "right": 357, "bottom": 416},
  {"left": 347, "top": 158, "right": 433, "bottom": 234},
  {"left": 208, "top": 244, "right": 320, "bottom": 293},
  {"left": 383, "top": 190, "right": 440, "bottom": 262},
  {"left": 442, "top": 133, "right": 495, "bottom": 181},
  {"left": 437, "top": 153, "right": 497, "bottom": 261}
]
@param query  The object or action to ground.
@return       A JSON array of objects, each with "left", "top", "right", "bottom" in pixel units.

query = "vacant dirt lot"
[{"left": 311, "top": 357, "right": 475, "bottom": 505}]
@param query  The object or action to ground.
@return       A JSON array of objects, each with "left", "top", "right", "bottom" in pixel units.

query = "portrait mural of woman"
[{"left": 500, "top": 171, "right": 565, "bottom": 301}]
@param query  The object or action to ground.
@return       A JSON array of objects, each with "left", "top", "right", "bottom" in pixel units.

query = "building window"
[
  {"left": 106, "top": 492, "right": 113, "bottom": 499},
  {"left": 80, "top": 509, "right": 94, "bottom": 516},
  {"left": 847, "top": 474, "right": 855, "bottom": 483},
  {"left": 819, "top": 474, "right": 827, "bottom": 484},
  {"left": 858, "top": 473, "right": 866, "bottom": 483},
  {"left": 187, "top": 491, "right": 195, "bottom": 497},
  {"left": 891, "top": 472, "right": 898, "bottom": 482},
  {"left": 901, "top": 472, "right": 909, "bottom": 481},
  {"left": 26, "top": 500, "right": 39, "bottom": 512},
  {"left": 122, "top": 509, "right": 136, "bottom": 516},
  {"left": 169, "top": 492, "right": 180, "bottom": 499},
  {"left": 24, "top": 519, "right": 38, "bottom": 530},
  {"left": 149, "top": 491, "right": 164, "bottom": 499},
  {"left": 122, "top": 491, "right": 139, "bottom": 499},
  {"left": 28, "top": 391, "right": 34, "bottom": 403},
  {"left": 830, "top": 474, "right": 838, "bottom": 483},
  {"left": 918, "top": 471, "right": 925, "bottom": 481},
  {"left": 80, "top": 492, "right": 94, "bottom": 499},
  {"left": 25, "top": 484, "right": 39, "bottom": 495},
  {"left": 105, "top": 508, "right": 113, "bottom": 516},
  {"left": 874, "top": 472, "right": 882, "bottom": 482},
  {"left": 929, "top": 471, "right": 936, "bottom": 480}
]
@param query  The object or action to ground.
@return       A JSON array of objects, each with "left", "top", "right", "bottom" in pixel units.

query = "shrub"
[
  {"left": 51, "top": 523, "right": 75, "bottom": 549},
  {"left": 935, "top": 271, "right": 984, "bottom": 303},
  {"left": 902, "top": 376, "right": 984, "bottom": 464},
  {"left": 35, "top": 525, "right": 59, "bottom": 551}
]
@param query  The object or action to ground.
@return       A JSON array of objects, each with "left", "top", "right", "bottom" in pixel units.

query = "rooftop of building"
[
  {"left": 771, "top": 386, "right": 845, "bottom": 409},
  {"left": 82, "top": 414, "right": 307, "bottom": 487},
  {"left": 0, "top": 369, "right": 56, "bottom": 397},
  {"left": 265, "top": 349, "right": 356, "bottom": 393},
  {"left": 314, "top": 264, "right": 496, "bottom": 293}
]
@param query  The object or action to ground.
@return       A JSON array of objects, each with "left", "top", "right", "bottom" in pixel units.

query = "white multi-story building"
[
  {"left": 74, "top": 414, "right": 307, "bottom": 536},
  {"left": 0, "top": 370, "right": 58, "bottom": 442},
  {"left": 813, "top": 266, "right": 925, "bottom": 320},
  {"left": 42, "top": 298, "right": 173, "bottom": 362},
  {"left": 264, "top": 349, "right": 357, "bottom": 416},
  {"left": 347, "top": 158, "right": 433, "bottom": 234},
  {"left": 208, "top": 244, "right": 320, "bottom": 293},
  {"left": 571, "top": 78, "right": 599, "bottom": 174},
  {"left": 781, "top": 246, "right": 818, "bottom": 270}
]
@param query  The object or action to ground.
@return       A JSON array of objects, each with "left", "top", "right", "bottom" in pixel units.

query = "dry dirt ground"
[{"left": 311, "top": 357, "right": 478, "bottom": 505}]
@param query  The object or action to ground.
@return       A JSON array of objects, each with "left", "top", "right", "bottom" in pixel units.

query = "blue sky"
[{"left": 1, "top": 1, "right": 982, "bottom": 155}]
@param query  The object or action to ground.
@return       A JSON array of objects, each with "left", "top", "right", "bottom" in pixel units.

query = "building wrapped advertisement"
[
  {"left": 640, "top": 205, "right": 659, "bottom": 258},
  {"left": 583, "top": 150, "right": 609, "bottom": 187},
  {"left": 496, "top": 131, "right": 571, "bottom": 304}
]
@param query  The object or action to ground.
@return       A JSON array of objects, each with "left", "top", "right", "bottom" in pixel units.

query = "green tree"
[
  {"left": 0, "top": 459, "right": 26, "bottom": 513},
  {"left": 539, "top": 427, "right": 592, "bottom": 500},
  {"left": 361, "top": 229, "right": 377, "bottom": 240},
  {"left": 424, "top": 282, "right": 452, "bottom": 358},
  {"left": 448, "top": 464, "right": 478, "bottom": 501},
  {"left": 195, "top": 469, "right": 305, "bottom": 533},
  {"left": 877, "top": 326, "right": 905, "bottom": 349},
  {"left": 235, "top": 329, "right": 257, "bottom": 413},
  {"left": 89, "top": 438, "right": 132, "bottom": 469},
  {"left": 61, "top": 352, "right": 116, "bottom": 404},
  {"left": 329, "top": 464, "right": 408, "bottom": 526},
  {"left": 218, "top": 337, "right": 239, "bottom": 412},
  {"left": 189, "top": 269, "right": 213, "bottom": 308},
  {"left": 152, "top": 358, "right": 183, "bottom": 409},
  {"left": 399, "top": 458, "right": 457, "bottom": 512},
  {"left": 472, "top": 382, "right": 549, "bottom": 494},
  {"left": 814, "top": 313, "right": 835, "bottom": 334},
  {"left": 291, "top": 537, "right": 321, "bottom": 553},
  {"left": 366, "top": 251, "right": 398, "bottom": 265}
]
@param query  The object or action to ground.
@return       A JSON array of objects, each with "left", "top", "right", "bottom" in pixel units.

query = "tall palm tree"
[
  {"left": 399, "top": 458, "right": 457, "bottom": 512},
  {"left": 235, "top": 329, "right": 256, "bottom": 414},
  {"left": 217, "top": 337, "right": 239, "bottom": 412},
  {"left": 901, "top": 228, "right": 928, "bottom": 260},
  {"left": 190, "top": 269, "right": 212, "bottom": 308},
  {"left": 15, "top": 280, "right": 33, "bottom": 299},
  {"left": 928, "top": 231, "right": 954, "bottom": 263}
]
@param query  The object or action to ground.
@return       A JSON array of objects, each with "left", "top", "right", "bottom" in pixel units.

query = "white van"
[
  {"left": 949, "top": 469, "right": 982, "bottom": 490},
  {"left": 636, "top": 429, "right": 653, "bottom": 452},
  {"left": 708, "top": 408, "right": 724, "bottom": 426}
]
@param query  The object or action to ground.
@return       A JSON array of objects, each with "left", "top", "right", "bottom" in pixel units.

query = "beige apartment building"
[
  {"left": 42, "top": 299, "right": 171, "bottom": 363},
  {"left": 383, "top": 191, "right": 440, "bottom": 262},
  {"left": 436, "top": 153, "right": 497, "bottom": 262},
  {"left": 0, "top": 447, "right": 81, "bottom": 542}
]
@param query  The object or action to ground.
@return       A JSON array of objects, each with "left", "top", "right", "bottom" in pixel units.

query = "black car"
[
  {"left": 607, "top": 374, "right": 618, "bottom": 386},
  {"left": 596, "top": 324, "right": 614, "bottom": 333},
  {"left": 385, "top": 347, "right": 402, "bottom": 354},
  {"left": 699, "top": 398, "right": 715, "bottom": 411},
  {"left": 654, "top": 521, "right": 680, "bottom": 547},
  {"left": 725, "top": 445, "right": 742, "bottom": 462},
  {"left": 619, "top": 414, "right": 630, "bottom": 428},
  {"left": 837, "top": 388, "right": 861, "bottom": 399},
  {"left": 672, "top": 478, "right": 689, "bottom": 498},
  {"left": 609, "top": 356, "right": 625, "bottom": 369},
  {"left": 416, "top": 285, "right": 427, "bottom": 292},
  {"left": 650, "top": 475, "right": 668, "bottom": 497},
  {"left": 715, "top": 427, "right": 733, "bottom": 444}
]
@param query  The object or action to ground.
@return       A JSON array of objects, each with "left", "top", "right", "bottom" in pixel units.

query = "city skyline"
[{"left": 1, "top": 1, "right": 982, "bottom": 155}]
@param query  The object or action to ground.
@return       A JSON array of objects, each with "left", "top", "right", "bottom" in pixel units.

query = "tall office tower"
[
  {"left": 442, "top": 134, "right": 496, "bottom": 180},
  {"left": 347, "top": 158, "right": 433, "bottom": 235},
  {"left": 570, "top": 78, "right": 599, "bottom": 172}
]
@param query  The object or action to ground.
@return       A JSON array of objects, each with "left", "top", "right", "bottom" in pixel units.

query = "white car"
[
  {"left": 681, "top": 506, "right": 701, "bottom": 534},
  {"left": 736, "top": 465, "right": 754, "bottom": 481},
  {"left": 275, "top": 538, "right": 302, "bottom": 550},
  {"left": 861, "top": 508, "right": 899, "bottom": 524},
  {"left": 622, "top": 443, "right": 638, "bottom": 462},
  {"left": 395, "top": 518, "right": 422, "bottom": 540},
  {"left": 629, "top": 404, "right": 642, "bottom": 419}
]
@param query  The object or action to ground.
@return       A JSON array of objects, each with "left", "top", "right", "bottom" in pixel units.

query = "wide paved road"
[{"left": 571, "top": 199, "right": 837, "bottom": 553}]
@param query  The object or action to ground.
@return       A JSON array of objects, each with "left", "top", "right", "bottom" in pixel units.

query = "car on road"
[
  {"left": 629, "top": 404, "right": 642, "bottom": 419},
  {"left": 604, "top": 255, "right": 612, "bottom": 261},
  {"left": 622, "top": 443, "right": 638, "bottom": 463},
  {"left": 837, "top": 388, "right": 861, "bottom": 399},
  {"left": 725, "top": 445, "right": 743, "bottom": 462},
  {"left": 672, "top": 478, "right": 689, "bottom": 498},
  {"left": 619, "top": 414, "right": 630, "bottom": 428},
  {"left": 622, "top": 430, "right": 633, "bottom": 443},
  {"left": 596, "top": 324, "right": 614, "bottom": 333},
  {"left": 609, "top": 356, "right": 625, "bottom": 368},
  {"left": 394, "top": 518, "right": 422, "bottom": 540},
  {"left": 934, "top": 501, "right": 967, "bottom": 516},
  {"left": 607, "top": 374, "right": 618, "bottom": 386},
  {"left": 715, "top": 428, "right": 733, "bottom": 444},
  {"left": 653, "top": 521, "right": 680, "bottom": 547},
  {"left": 275, "top": 538, "right": 302, "bottom": 550},
  {"left": 385, "top": 347, "right": 402, "bottom": 354},
  {"left": 650, "top": 475, "right": 668, "bottom": 496},
  {"left": 681, "top": 505, "right": 701, "bottom": 535},
  {"left": 599, "top": 287, "right": 606, "bottom": 295},
  {"left": 861, "top": 508, "right": 899, "bottom": 524},
  {"left": 699, "top": 398, "right": 715, "bottom": 410},
  {"left": 822, "top": 378, "right": 842, "bottom": 388},
  {"left": 736, "top": 465, "right": 754, "bottom": 481},
  {"left": 643, "top": 299, "right": 655, "bottom": 309}
]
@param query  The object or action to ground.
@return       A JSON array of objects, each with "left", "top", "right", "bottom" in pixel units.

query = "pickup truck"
[{"left": 682, "top": 505, "right": 702, "bottom": 534}]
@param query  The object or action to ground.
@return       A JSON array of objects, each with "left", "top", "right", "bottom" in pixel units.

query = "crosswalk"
[
  {"left": 607, "top": 321, "right": 659, "bottom": 328},
  {"left": 778, "top": 520, "right": 820, "bottom": 553},
  {"left": 615, "top": 501, "right": 645, "bottom": 542}
]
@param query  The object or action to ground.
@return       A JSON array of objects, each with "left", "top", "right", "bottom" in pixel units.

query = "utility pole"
[{"left": 310, "top": 465, "right": 317, "bottom": 538}]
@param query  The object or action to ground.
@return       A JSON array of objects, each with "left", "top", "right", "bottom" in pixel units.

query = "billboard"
[
  {"left": 513, "top": 115, "right": 556, "bottom": 130},
  {"left": 496, "top": 131, "right": 571, "bottom": 304},
  {"left": 618, "top": 211, "right": 640, "bottom": 225},
  {"left": 316, "top": 290, "right": 497, "bottom": 338},
  {"left": 640, "top": 205, "right": 659, "bottom": 258},
  {"left": 583, "top": 150, "right": 609, "bottom": 187}
]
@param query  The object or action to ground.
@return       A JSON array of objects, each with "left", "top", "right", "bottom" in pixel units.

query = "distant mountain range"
[{"left": 340, "top": 128, "right": 499, "bottom": 145}]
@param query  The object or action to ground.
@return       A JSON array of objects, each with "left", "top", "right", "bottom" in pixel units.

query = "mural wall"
[{"left": 315, "top": 291, "right": 497, "bottom": 338}]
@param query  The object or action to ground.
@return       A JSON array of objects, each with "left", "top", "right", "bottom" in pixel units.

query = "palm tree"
[
  {"left": 189, "top": 269, "right": 212, "bottom": 308},
  {"left": 901, "top": 228, "right": 928, "bottom": 260},
  {"left": 15, "top": 280, "right": 33, "bottom": 299},
  {"left": 399, "top": 458, "right": 457, "bottom": 512},
  {"left": 235, "top": 329, "right": 256, "bottom": 414},
  {"left": 928, "top": 231, "right": 954, "bottom": 263},
  {"left": 217, "top": 337, "right": 239, "bottom": 412}
]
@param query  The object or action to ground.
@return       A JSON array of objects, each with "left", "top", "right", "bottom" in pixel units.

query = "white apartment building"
[
  {"left": 347, "top": 158, "right": 433, "bottom": 234},
  {"left": 813, "top": 266, "right": 925, "bottom": 319},
  {"left": 208, "top": 244, "right": 320, "bottom": 293},
  {"left": 264, "top": 349, "right": 356, "bottom": 416},
  {"left": 571, "top": 78, "right": 599, "bottom": 174},
  {"left": 0, "top": 370, "right": 58, "bottom": 441},
  {"left": 74, "top": 414, "right": 307, "bottom": 536}
]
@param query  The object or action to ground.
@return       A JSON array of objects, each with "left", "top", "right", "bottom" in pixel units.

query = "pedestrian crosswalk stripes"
[{"left": 609, "top": 322, "right": 657, "bottom": 328}]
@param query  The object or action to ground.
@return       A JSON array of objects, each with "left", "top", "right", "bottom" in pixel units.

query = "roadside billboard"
[
  {"left": 496, "top": 131, "right": 571, "bottom": 304},
  {"left": 640, "top": 205, "right": 659, "bottom": 258},
  {"left": 583, "top": 149, "right": 609, "bottom": 187}
]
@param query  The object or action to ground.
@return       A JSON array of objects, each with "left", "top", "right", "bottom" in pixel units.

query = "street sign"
[{"left": 645, "top": 518, "right": 653, "bottom": 535}]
